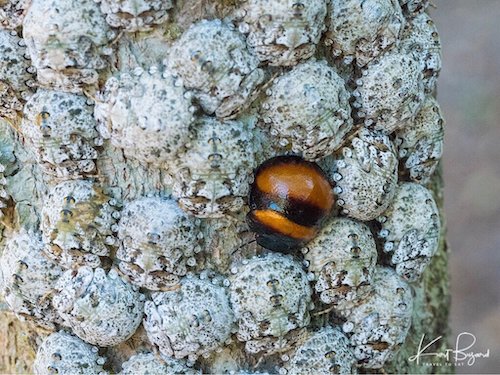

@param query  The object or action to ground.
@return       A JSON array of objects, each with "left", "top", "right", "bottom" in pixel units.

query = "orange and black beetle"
[{"left": 247, "top": 155, "right": 334, "bottom": 252}]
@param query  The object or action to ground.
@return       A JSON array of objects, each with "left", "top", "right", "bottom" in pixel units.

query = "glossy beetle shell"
[{"left": 247, "top": 155, "right": 334, "bottom": 252}]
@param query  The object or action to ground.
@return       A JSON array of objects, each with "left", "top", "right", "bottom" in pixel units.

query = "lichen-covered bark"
[
  {"left": 384, "top": 164, "right": 452, "bottom": 374},
  {"left": 0, "top": 166, "right": 451, "bottom": 374},
  {"left": 0, "top": 1, "right": 451, "bottom": 373}
]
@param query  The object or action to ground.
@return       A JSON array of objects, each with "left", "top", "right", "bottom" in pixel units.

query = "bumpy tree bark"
[
  {"left": 384, "top": 164, "right": 451, "bottom": 374},
  {"left": 0, "top": 169, "right": 451, "bottom": 374},
  {"left": 0, "top": 0, "right": 450, "bottom": 374}
]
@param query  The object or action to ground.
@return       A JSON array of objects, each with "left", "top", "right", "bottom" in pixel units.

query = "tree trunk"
[
  {"left": 384, "top": 164, "right": 452, "bottom": 374},
  {"left": 0, "top": 0, "right": 450, "bottom": 374}
]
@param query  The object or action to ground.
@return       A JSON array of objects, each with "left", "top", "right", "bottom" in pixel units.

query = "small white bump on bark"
[
  {"left": 260, "top": 60, "right": 353, "bottom": 161},
  {"left": 324, "top": 0, "right": 405, "bottom": 67},
  {"left": 377, "top": 183, "right": 440, "bottom": 282},
  {"left": 95, "top": 67, "right": 194, "bottom": 167},
  {"left": 0, "top": 230, "right": 63, "bottom": 329},
  {"left": 320, "top": 128, "right": 399, "bottom": 221},
  {"left": 23, "top": 0, "right": 113, "bottom": 92},
  {"left": 166, "top": 19, "right": 264, "bottom": 119},
  {"left": 172, "top": 117, "right": 258, "bottom": 218},
  {"left": 304, "top": 218, "right": 377, "bottom": 309},
  {"left": 53, "top": 267, "right": 145, "bottom": 347},
  {"left": 353, "top": 50, "right": 426, "bottom": 134},
  {"left": 283, "top": 326, "right": 357, "bottom": 375},
  {"left": 400, "top": 12, "right": 442, "bottom": 94},
  {"left": 21, "top": 89, "right": 100, "bottom": 180},
  {"left": 33, "top": 331, "right": 107, "bottom": 375},
  {"left": 337, "top": 267, "right": 413, "bottom": 369},
  {"left": 229, "top": 253, "right": 312, "bottom": 356},
  {"left": 0, "top": 29, "right": 35, "bottom": 121},
  {"left": 396, "top": 96, "right": 444, "bottom": 185},
  {"left": 235, "top": 0, "right": 328, "bottom": 66},
  {"left": 116, "top": 196, "right": 203, "bottom": 290},
  {"left": 144, "top": 274, "right": 235, "bottom": 361},
  {"left": 41, "top": 180, "right": 117, "bottom": 268}
]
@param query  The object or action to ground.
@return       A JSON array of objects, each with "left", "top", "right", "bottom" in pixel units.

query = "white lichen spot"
[
  {"left": 229, "top": 253, "right": 312, "bottom": 355},
  {"left": 353, "top": 51, "right": 425, "bottom": 134},
  {"left": 94, "top": 67, "right": 194, "bottom": 167},
  {"left": 321, "top": 128, "right": 398, "bottom": 221},
  {"left": 166, "top": 19, "right": 264, "bottom": 118},
  {"left": 396, "top": 96, "right": 444, "bottom": 185},
  {"left": 116, "top": 197, "right": 203, "bottom": 291},
  {"left": 236, "top": 0, "right": 327, "bottom": 66},
  {"left": 304, "top": 218, "right": 377, "bottom": 309},
  {"left": 96, "top": 0, "right": 173, "bottom": 32},
  {"left": 0, "top": 29, "right": 35, "bottom": 122},
  {"left": 33, "top": 331, "right": 107, "bottom": 375},
  {"left": 143, "top": 274, "right": 235, "bottom": 361},
  {"left": 324, "top": 0, "right": 405, "bottom": 67},
  {"left": 377, "top": 183, "right": 440, "bottom": 282},
  {"left": 0, "top": 230, "right": 63, "bottom": 328},
  {"left": 22, "top": 0, "right": 113, "bottom": 92},
  {"left": 283, "top": 326, "right": 357, "bottom": 375},
  {"left": 338, "top": 267, "right": 413, "bottom": 369},
  {"left": 400, "top": 12, "right": 442, "bottom": 94},
  {"left": 172, "top": 117, "right": 257, "bottom": 218},
  {"left": 260, "top": 60, "right": 353, "bottom": 161},
  {"left": 41, "top": 180, "right": 118, "bottom": 268},
  {"left": 21, "top": 89, "right": 100, "bottom": 180},
  {"left": 53, "top": 267, "right": 145, "bottom": 347}
]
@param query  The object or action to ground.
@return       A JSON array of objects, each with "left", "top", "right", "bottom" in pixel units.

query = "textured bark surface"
[
  {"left": 0, "top": 167, "right": 451, "bottom": 374},
  {"left": 0, "top": 305, "right": 38, "bottom": 374},
  {"left": 0, "top": 1, "right": 451, "bottom": 373},
  {"left": 384, "top": 164, "right": 452, "bottom": 374}
]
